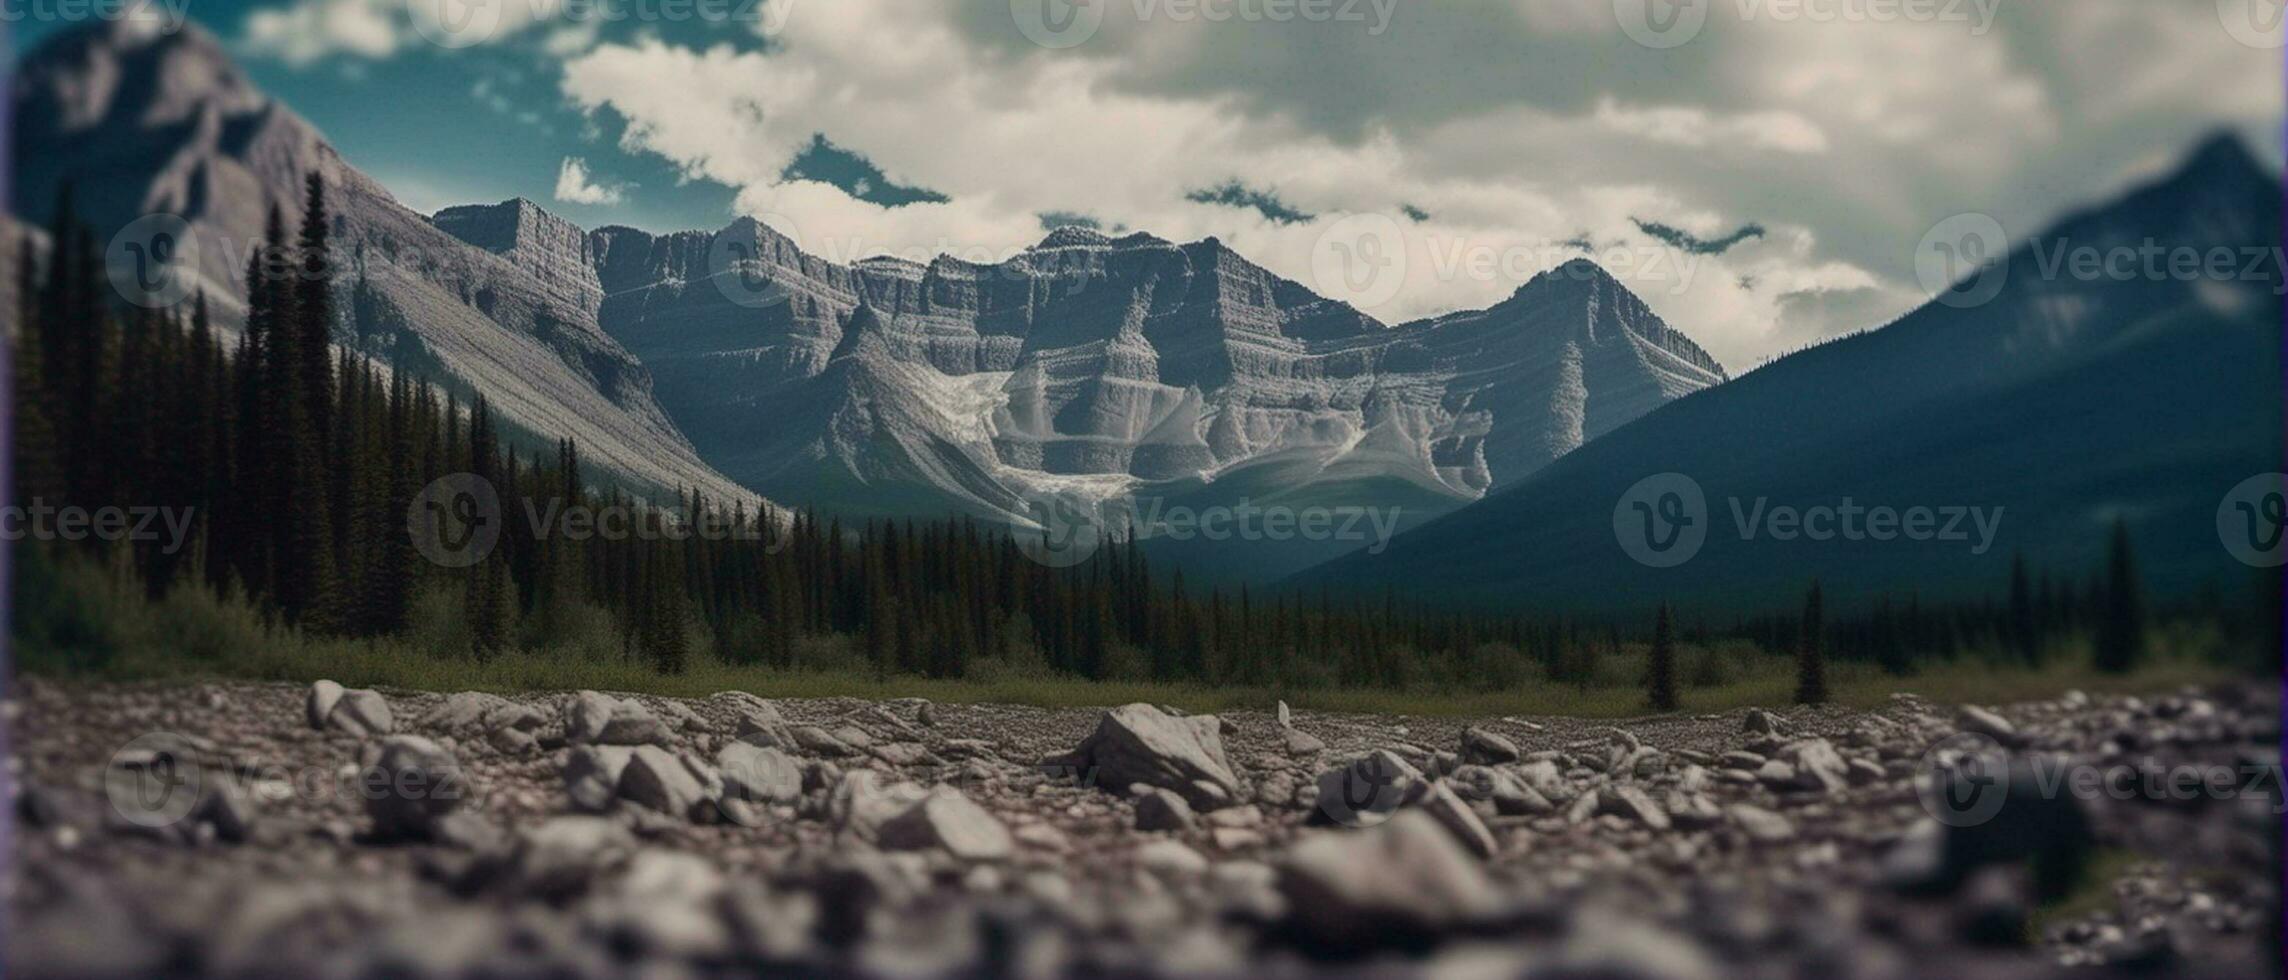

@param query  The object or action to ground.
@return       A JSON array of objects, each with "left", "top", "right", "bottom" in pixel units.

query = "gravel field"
[{"left": 5, "top": 677, "right": 2278, "bottom": 977}]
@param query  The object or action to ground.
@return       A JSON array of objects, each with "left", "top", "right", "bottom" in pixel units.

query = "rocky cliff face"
[
  {"left": 10, "top": 22, "right": 752, "bottom": 505},
  {"left": 589, "top": 221, "right": 1728, "bottom": 550}
]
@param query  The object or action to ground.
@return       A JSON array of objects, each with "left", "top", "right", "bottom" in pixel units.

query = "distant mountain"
[
  {"left": 588, "top": 221, "right": 1725, "bottom": 578},
  {"left": 1294, "top": 135, "right": 2285, "bottom": 614},
  {"left": 9, "top": 22, "right": 754, "bottom": 505},
  {"left": 8, "top": 22, "right": 1733, "bottom": 579}
]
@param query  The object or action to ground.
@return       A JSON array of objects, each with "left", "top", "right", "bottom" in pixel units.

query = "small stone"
[
  {"left": 878, "top": 789, "right": 1013, "bottom": 861},
  {"left": 1459, "top": 727, "right": 1520, "bottom": 765},
  {"left": 1276, "top": 810, "right": 1502, "bottom": 954},
  {"left": 567, "top": 691, "right": 667, "bottom": 746},
  {"left": 563, "top": 745, "right": 635, "bottom": 813},
  {"left": 1729, "top": 803, "right": 1795, "bottom": 843},
  {"left": 789, "top": 726, "right": 858, "bottom": 758},
  {"left": 716, "top": 742, "right": 804, "bottom": 804},
  {"left": 1601, "top": 785, "right": 1670, "bottom": 831},
  {"left": 1417, "top": 781, "right": 1498, "bottom": 859},
  {"left": 306, "top": 680, "right": 344, "bottom": 730},
  {"left": 1957, "top": 705, "right": 2023, "bottom": 746},
  {"left": 617, "top": 745, "right": 715, "bottom": 818},
  {"left": 362, "top": 735, "right": 464, "bottom": 840},
  {"left": 1136, "top": 839, "right": 1209, "bottom": 877},
  {"left": 1565, "top": 790, "right": 1601, "bottom": 824},
  {"left": 330, "top": 689, "right": 394, "bottom": 737},
  {"left": 1134, "top": 786, "right": 1197, "bottom": 833},
  {"left": 1285, "top": 728, "right": 1327, "bottom": 758},
  {"left": 1312, "top": 750, "right": 1424, "bottom": 827},
  {"left": 1742, "top": 708, "right": 1781, "bottom": 735}
]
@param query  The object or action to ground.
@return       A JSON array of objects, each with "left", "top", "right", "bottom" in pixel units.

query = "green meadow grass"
[{"left": 14, "top": 552, "right": 2241, "bottom": 719}]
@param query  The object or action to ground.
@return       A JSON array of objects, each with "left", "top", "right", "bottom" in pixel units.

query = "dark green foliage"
[
  {"left": 12, "top": 190, "right": 2201, "bottom": 690},
  {"left": 1795, "top": 580, "right": 1828, "bottom": 705},
  {"left": 2094, "top": 519, "right": 2146, "bottom": 674}
]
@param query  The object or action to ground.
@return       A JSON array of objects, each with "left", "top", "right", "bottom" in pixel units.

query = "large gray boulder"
[
  {"left": 617, "top": 746, "right": 718, "bottom": 819},
  {"left": 1045, "top": 703, "right": 1243, "bottom": 811},
  {"left": 1311, "top": 750, "right": 1426, "bottom": 827},
  {"left": 1276, "top": 810, "right": 1503, "bottom": 954},
  {"left": 828, "top": 770, "right": 932, "bottom": 843},
  {"left": 362, "top": 736, "right": 464, "bottom": 840},
  {"left": 566, "top": 691, "right": 668, "bottom": 746},
  {"left": 420, "top": 692, "right": 545, "bottom": 738},
  {"left": 877, "top": 789, "right": 1014, "bottom": 861},
  {"left": 715, "top": 742, "right": 804, "bottom": 805},
  {"left": 306, "top": 680, "right": 344, "bottom": 730},
  {"left": 563, "top": 745, "right": 636, "bottom": 813},
  {"left": 312, "top": 685, "right": 393, "bottom": 737}
]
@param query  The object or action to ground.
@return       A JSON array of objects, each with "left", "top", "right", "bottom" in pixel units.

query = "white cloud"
[
  {"left": 1593, "top": 99, "right": 1830, "bottom": 155},
  {"left": 546, "top": 0, "right": 2270, "bottom": 369},
  {"left": 243, "top": 0, "right": 403, "bottom": 65},
  {"left": 554, "top": 157, "right": 628, "bottom": 205}
]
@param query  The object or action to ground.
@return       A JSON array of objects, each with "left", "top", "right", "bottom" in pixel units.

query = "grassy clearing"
[{"left": 14, "top": 551, "right": 2241, "bottom": 719}]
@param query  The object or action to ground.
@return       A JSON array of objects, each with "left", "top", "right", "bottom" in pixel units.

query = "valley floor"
[{"left": 6, "top": 679, "right": 2278, "bottom": 977}]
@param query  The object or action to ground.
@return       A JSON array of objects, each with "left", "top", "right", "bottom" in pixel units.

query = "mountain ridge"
[
  {"left": 10, "top": 21, "right": 758, "bottom": 507},
  {"left": 1293, "top": 132, "right": 2284, "bottom": 611}
]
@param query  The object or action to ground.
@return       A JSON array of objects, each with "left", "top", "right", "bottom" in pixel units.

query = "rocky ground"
[{"left": 4, "top": 678, "right": 2278, "bottom": 978}]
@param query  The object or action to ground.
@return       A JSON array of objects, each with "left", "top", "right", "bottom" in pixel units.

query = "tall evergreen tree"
[
  {"left": 1795, "top": 580, "right": 1828, "bottom": 704},
  {"left": 1647, "top": 602, "right": 1679, "bottom": 711},
  {"left": 2094, "top": 519, "right": 2146, "bottom": 674}
]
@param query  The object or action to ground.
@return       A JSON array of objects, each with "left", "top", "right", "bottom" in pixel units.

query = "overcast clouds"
[{"left": 237, "top": 0, "right": 2283, "bottom": 371}]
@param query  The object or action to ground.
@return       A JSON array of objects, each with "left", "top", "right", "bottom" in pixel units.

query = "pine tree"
[
  {"left": 1795, "top": 580, "right": 1828, "bottom": 704},
  {"left": 2094, "top": 519, "right": 2146, "bottom": 674},
  {"left": 2008, "top": 552, "right": 2040, "bottom": 666},
  {"left": 1647, "top": 602, "right": 1679, "bottom": 712}
]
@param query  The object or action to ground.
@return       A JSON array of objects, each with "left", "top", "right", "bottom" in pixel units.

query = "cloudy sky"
[{"left": 26, "top": 0, "right": 2280, "bottom": 371}]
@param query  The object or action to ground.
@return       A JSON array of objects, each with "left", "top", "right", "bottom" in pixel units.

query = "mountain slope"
[
  {"left": 9, "top": 22, "right": 753, "bottom": 505},
  {"left": 591, "top": 221, "right": 1727, "bottom": 576},
  {"left": 1295, "top": 135, "right": 2285, "bottom": 613}
]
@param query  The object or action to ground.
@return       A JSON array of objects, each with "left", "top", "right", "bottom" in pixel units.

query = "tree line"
[{"left": 10, "top": 179, "right": 2182, "bottom": 700}]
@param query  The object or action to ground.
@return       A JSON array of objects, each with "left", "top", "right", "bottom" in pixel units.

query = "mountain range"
[
  {"left": 10, "top": 21, "right": 750, "bottom": 505},
  {"left": 9, "top": 22, "right": 1729, "bottom": 580},
  {"left": 1297, "top": 134, "right": 2285, "bottom": 613},
  {"left": 12, "top": 22, "right": 2277, "bottom": 605}
]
